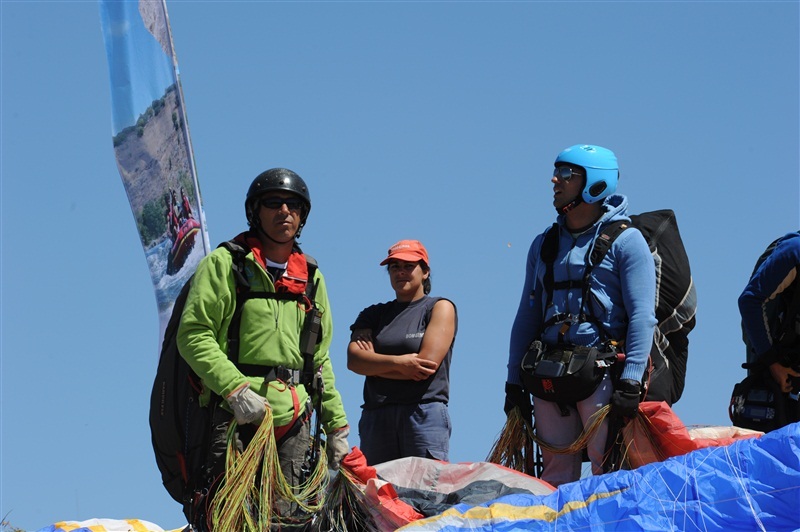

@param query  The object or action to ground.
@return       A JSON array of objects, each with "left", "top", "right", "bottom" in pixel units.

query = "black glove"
[
  {"left": 504, "top": 382, "right": 532, "bottom": 420},
  {"left": 610, "top": 379, "right": 641, "bottom": 419}
]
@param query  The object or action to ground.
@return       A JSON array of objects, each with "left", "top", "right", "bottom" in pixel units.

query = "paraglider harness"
[
  {"left": 149, "top": 239, "right": 325, "bottom": 528},
  {"left": 520, "top": 218, "right": 658, "bottom": 475},
  {"left": 730, "top": 256, "right": 800, "bottom": 432},
  {"left": 521, "top": 209, "right": 697, "bottom": 404},
  {"left": 520, "top": 221, "right": 629, "bottom": 408},
  {"left": 519, "top": 211, "right": 696, "bottom": 474}
]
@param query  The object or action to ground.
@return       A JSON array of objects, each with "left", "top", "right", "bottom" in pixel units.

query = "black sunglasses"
[
  {"left": 553, "top": 166, "right": 583, "bottom": 183},
  {"left": 260, "top": 197, "right": 305, "bottom": 211}
]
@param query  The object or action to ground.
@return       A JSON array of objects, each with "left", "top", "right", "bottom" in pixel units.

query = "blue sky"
[
  {"left": 2, "top": 1, "right": 798, "bottom": 530},
  {"left": 100, "top": 1, "right": 177, "bottom": 133}
]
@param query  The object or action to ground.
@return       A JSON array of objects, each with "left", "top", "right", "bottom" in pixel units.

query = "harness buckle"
[{"left": 275, "top": 366, "right": 302, "bottom": 386}]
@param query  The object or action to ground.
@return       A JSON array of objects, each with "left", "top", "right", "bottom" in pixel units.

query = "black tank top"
[{"left": 350, "top": 295, "right": 457, "bottom": 409}]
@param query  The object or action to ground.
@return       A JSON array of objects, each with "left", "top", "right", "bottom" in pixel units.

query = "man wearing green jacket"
[{"left": 177, "top": 168, "right": 349, "bottom": 526}]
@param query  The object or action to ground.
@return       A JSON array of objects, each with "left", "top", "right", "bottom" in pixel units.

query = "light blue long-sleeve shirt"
[{"left": 507, "top": 194, "right": 657, "bottom": 386}]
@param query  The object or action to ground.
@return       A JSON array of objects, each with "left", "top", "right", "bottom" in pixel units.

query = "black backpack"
[
  {"left": 540, "top": 209, "right": 697, "bottom": 405},
  {"left": 149, "top": 240, "right": 319, "bottom": 524}
]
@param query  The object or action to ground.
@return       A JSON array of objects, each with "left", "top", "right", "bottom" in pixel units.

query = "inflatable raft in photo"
[{"left": 166, "top": 218, "right": 199, "bottom": 275}]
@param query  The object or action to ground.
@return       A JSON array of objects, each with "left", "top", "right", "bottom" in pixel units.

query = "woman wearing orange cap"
[{"left": 347, "top": 240, "right": 458, "bottom": 465}]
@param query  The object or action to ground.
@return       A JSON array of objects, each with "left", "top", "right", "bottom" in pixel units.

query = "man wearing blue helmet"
[{"left": 504, "top": 145, "right": 657, "bottom": 486}]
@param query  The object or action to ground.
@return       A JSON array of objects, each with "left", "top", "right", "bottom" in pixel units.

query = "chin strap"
[{"left": 556, "top": 194, "right": 583, "bottom": 215}]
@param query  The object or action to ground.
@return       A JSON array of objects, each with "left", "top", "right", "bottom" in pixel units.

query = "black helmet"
[{"left": 245, "top": 168, "right": 311, "bottom": 228}]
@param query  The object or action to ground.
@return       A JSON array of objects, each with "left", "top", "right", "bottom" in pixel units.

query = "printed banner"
[{"left": 99, "top": 0, "right": 210, "bottom": 343}]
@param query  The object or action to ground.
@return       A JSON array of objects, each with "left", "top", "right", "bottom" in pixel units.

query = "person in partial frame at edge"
[
  {"left": 177, "top": 168, "right": 350, "bottom": 528},
  {"left": 738, "top": 230, "right": 800, "bottom": 429},
  {"left": 347, "top": 240, "right": 457, "bottom": 465},
  {"left": 504, "top": 145, "right": 656, "bottom": 486}
]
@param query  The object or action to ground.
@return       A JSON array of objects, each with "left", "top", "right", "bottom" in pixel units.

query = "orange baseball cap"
[{"left": 380, "top": 239, "right": 430, "bottom": 266}]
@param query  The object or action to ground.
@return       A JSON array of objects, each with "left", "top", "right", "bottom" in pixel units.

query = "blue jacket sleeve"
[
  {"left": 738, "top": 234, "right": 800, "bottom": 359},
  {"left": 508, "top": 235, "right": 545, "bottom": 385},
  {"left": 616, "top": 229, "right": 658, "bottom": 383}
]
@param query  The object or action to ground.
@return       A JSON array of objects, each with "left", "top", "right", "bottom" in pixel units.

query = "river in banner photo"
[{"left": 146, "top": 236, "right": 205, "bottom": 314}]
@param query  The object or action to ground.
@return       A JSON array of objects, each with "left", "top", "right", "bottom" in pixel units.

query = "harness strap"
[
  {"left": 274, "top": 389, "right": 313, "bottom": 443},
  {"left": 540, "top": 221, "right": 631, "bottom": 343},
  {"left": 231, "top": 365, "right": 303, "bottom": 386},
  {"left": 540, "top": 224, "right": 560, "bottom": 311},
  {"left": 580, "top": 222, "right": 629, "bottom": 342},
  {"left": 552, "top": 280, "right": 584, "bottom": 291},
  {"left": 543, "top": 313, "right": 572, "bottom": 328}
]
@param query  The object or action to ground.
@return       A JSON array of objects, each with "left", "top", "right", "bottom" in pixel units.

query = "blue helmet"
[{"left": 555, "top": 144, "right": 619, "bottom": 203}]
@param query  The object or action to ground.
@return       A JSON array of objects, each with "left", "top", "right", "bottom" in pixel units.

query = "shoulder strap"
[
  {"left": 299, "top": 254, "right": 321, "bottom": 390},
  {"left": 541, "top": 224, "right": 560, "bottom": 311},
  {"left": 579, "top": 221, "right": 630, "bottom": 340},
  {"left": 304, "top": 254, "right": 319, "bottom": 301},
  {"left": 541, "top": 224, "right": 560, "bottom": 264},
  {"left": 218, "top": 240, "right": 252, "bottom": 367},
  {"left": 219, "top": 240, "right": 250, "bottom": 291},
  {"left": 589, "top": 221, "right": 630, "bottom": 267}
]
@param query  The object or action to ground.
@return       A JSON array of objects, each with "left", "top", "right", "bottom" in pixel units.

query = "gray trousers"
[{"left": 206, "top": 405, "right": 313, "bottom": 529}]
